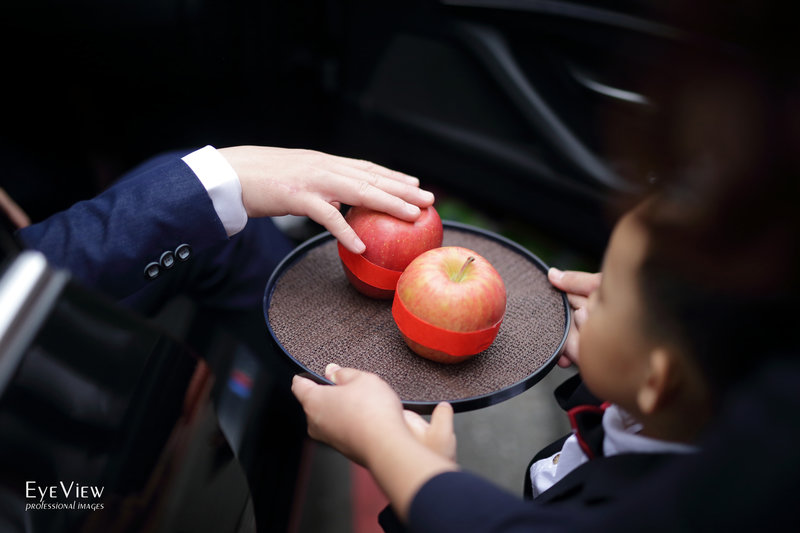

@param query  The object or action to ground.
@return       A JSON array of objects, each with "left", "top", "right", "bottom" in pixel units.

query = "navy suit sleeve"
[
  {"left": 407, "top": 471, "right": 581, "bottom": 533},
  {"left": 17, "top": 156, "right": 228, "bottom": 301}
]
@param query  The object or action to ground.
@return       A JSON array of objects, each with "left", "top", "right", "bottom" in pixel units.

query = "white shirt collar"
[
  {"left": 529, "top": 403, "right": 697, "bottom": 498},
  {"left": 602, "top": 404, "right": 698, "bottom": 456}
]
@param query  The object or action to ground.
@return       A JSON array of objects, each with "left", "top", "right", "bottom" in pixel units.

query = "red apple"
[
  {"left": 392, "top": 246, "right": 506, "bottom": 363},
  {"left": 338, "top": 205, "right": 443, "bottom": 299}
]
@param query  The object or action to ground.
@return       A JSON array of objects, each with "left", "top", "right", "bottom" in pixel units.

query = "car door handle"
[{"left": 567, "top": 64, "right": 654, "bottom": 108}]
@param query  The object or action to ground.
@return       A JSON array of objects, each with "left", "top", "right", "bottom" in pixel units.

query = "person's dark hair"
[
  {"left": 634, "top": 204, "right": 797, "bottom": 402},
  {"left": 623, "top": 35, "right": 800, "bottom": 401}
]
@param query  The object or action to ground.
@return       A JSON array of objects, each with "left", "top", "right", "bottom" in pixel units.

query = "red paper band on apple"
[
  {"left": 392, "top": 293, "right": 503, "bottom": 357},
  {"left": 337, "top": 242, "right": 404, "bottom": 291}
]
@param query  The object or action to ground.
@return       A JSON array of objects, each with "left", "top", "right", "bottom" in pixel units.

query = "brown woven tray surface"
[{"left": 266, "top": 223, "right": 568, "bottom": 410}]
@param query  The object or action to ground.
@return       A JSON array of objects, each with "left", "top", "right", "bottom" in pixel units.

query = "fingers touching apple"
[{"left": 218, "top": 146, "right": 435, "bottom": 254}]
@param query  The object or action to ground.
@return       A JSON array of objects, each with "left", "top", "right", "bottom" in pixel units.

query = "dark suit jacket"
[
  {"left": 380, "top": 359, "right": 800, "bottom": 533},
  {"left": 17, "top": 150, "right": 293, "bottom": 313},
  {"left": 380, "top": 374, "right": 675, "bottom": 533}
]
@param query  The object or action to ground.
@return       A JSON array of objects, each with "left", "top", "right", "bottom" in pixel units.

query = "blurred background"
[
  {"left": 1, "top": 1, "right": 776, "bottom": 531},
  {"left": 1, "top": 0, "right": 677, "bottom": 255}
]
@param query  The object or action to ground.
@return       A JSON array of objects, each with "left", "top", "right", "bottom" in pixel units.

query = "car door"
[{"left": 318, "top": 0, "right": 708, "bottom": 256}]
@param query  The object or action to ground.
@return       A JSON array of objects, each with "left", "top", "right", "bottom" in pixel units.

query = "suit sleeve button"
[
  {"left": 144, "top": 262, "right": 161, "bottom": 280},
  {"left": 175, "top": 244, "right": 192, "bottom": 261},
  {"left": 160, "top": 250, "right": 175, "bottom": 269}
]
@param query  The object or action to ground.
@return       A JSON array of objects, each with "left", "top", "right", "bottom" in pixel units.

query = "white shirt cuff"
[{"left": 182, "top": 145, "right": 248, "bottom": 237}]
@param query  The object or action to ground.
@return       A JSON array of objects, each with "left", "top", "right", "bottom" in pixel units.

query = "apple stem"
[{"left": 454, "top": 256, "right": 476, "bottom": 282}]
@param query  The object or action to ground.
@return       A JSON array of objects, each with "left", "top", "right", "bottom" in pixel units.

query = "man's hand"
[
  {"left": 219, "top": 146, "right": 435, "bottom": 254},
  {"left": 548, "top": 268, "right": 602, "bottom": 367}
]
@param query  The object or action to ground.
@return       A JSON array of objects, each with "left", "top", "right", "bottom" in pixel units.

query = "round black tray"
[{"left": 263, "top": 221, "right": 570, "bottom": 414}]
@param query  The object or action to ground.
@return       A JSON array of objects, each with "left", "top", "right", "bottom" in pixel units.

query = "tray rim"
[{"left": 263, "top": 220, "right": 571, "bottom": 414}]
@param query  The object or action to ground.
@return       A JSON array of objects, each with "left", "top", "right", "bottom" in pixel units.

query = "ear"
[{"left": 636, "top": 348, "right": 678, "bottom": 415}]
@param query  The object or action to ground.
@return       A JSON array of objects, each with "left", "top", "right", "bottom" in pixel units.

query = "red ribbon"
[
  {"left": 337, "top": 242, "right": 404, "bottom": 291},
  {"left": 567, "top": 402, "right": 612, "bottom": 460},
  {"left": 391, "top": 293, "right": 503, "bottom": 357}
]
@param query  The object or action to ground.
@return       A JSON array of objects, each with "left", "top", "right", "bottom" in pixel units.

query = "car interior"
[{"left": 0, "top": 1, "right": 767, "bottom": 532}]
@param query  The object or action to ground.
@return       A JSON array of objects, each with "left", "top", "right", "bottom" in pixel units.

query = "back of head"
[{"left": 616, "top": 8, "right": 800, "bottom": 399}]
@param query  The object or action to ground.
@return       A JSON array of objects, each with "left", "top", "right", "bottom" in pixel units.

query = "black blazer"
[
  {"left": 523, "top": 374, "right": 674, "bottom": 502},
  {"left": 382, "top": 359, "right": 800, "bottom": 532},
  {"left": 380, "top": 374, "right": 676, "bottom": 532}
]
